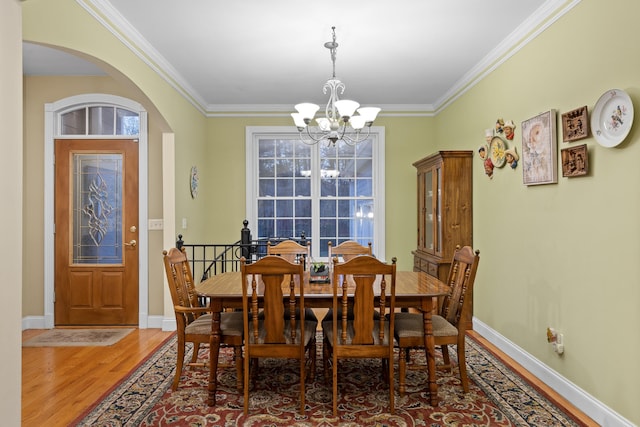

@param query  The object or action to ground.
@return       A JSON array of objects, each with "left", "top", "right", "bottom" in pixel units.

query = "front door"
[{"left": 54, "top": 139, "right": 139, "bottom": 325}]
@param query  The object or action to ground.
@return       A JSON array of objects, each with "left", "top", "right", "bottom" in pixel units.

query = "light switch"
[
  {"left": 148, "top": 219, "right": 163, "bottom": 230},
  {"left": 182, "top": 217, "right": 188, "bottom": 229}
]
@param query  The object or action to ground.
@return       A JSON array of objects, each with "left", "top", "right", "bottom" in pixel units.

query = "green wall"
[{"left": 437, "top": 1, "right": 639, "bottom": 423}]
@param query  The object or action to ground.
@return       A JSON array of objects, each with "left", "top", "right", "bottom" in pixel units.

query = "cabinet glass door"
[
  {"left": 434, "top": 166, "right": 442, "bottom": 255},
  {"left": 424, "top": 169, "right": 434, "bottom": 252}
]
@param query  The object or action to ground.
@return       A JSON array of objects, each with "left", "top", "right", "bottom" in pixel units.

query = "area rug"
[
  {"left": 22, "top": 328, "right": 134, "bottom": 347},
  {"left": 73, "top": 333, "right": 585, "bottom": 426}
]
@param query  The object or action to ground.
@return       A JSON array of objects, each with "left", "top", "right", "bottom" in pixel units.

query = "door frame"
[{"left": 44, "top": 94, "right": 149, "bottom": 329}]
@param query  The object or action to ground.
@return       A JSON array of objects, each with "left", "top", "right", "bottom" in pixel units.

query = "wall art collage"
[{"left": 478, "top": 88, "right": 634, "bottom": 184}]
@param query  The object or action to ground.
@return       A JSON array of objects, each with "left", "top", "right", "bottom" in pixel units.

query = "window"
[
  {"left": 246, "top": 126, "right": 385, "bottom": 260},
  {"left": 60, "top": 106, "right": 139, "bottom": 136}
]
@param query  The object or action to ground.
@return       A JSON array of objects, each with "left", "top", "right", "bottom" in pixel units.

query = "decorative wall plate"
[
  {"left": 190, "top": 166, "right": 199, "bottom": 198},
  {"left": 591, "top": 89, "right": 634, "bottom": 147},
  {"left": 490, "top": 136, "right": 507, "bottom": 168}
]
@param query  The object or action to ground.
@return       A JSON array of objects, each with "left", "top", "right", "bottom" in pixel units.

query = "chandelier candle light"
[{"left": 291, "top": 27, "right": 380, "bottom": 146}]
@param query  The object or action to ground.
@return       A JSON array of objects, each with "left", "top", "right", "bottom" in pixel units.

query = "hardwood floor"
[
  {"left": 22, "top": 328, "right": 597, "bottom": 426},
  {"left": 22, "top": 328, "right": 173, "bottom": 427}
]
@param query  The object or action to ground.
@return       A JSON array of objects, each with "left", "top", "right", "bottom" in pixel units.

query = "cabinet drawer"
[
  {"left": 427, "top": 262, "right": 439, "bottom": 277},
  {"left": 413, "top": 257, "right": 421, "bottom": 269}
]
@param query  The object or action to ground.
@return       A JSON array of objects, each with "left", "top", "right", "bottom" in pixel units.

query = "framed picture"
[
  {"left": 521, "top": 110, "right": 557, "bottom": 185},
  {"left": 561, "top": 144, "right": 588, "bottom": 177},
  {"left": 561, "top": 106, "right": 589, "bottom": 142}
]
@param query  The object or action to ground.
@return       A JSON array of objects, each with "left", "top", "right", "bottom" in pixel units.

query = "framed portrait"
[
  {"left": 561, "top": 144, "right": 588, "bottom": 177},
  {"left": 521, "top": 110, "right": 557, "bottom": 186},
  {"left": 561, "top": 106, "right": 589, "bottom": 142}
]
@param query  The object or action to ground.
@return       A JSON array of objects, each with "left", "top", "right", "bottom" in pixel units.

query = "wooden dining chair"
[
  {"left": 322, "top": 255, "right": 397, "bottom": 416},
  {"left": 240, "top": 255, "right": 318, "bottom": 415},
  {"left": 393, "top": 245, "right": 480, "bottom": 396},
  {"left": 323, "top": 240, "right": 375, "bottom": 323},
  {"left": 266, "top": 240, "right": 317, "bottom": 321},
  {"left": 162, "top": 247, "right": 244, "bottom": 391},
  {"left": 266, "top": 239, "right": 310, "bottom": 265},
  {"left": 328, "top": 240, "right": 372, "bottom": 261}
]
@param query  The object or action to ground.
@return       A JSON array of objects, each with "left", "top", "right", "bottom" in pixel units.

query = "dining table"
[{"left": 196, "top": 269, "right": 450, "bottom": 407}]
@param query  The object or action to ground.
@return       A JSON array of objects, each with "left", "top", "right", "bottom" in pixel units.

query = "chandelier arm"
[{"left": 340, "top": 126, "right": 371, "bottom": 146}]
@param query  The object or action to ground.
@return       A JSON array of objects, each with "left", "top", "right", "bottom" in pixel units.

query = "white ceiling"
[{"left": 23, "top": 0, "right": 569, "bottom": 115}]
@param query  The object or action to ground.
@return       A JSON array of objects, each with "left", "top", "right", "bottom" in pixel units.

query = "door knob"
[{"left": 124, "top": 239, "right": 137, "bottom": 247}]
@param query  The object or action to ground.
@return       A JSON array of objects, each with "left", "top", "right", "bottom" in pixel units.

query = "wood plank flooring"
[
  {"left": 22, "top": 328, "right": 597, "bottom": 427},
  {"left": 22, "top": 327, "right": 173, "bottom": 427}
]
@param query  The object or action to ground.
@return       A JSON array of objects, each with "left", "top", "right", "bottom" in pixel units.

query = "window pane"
[
  {"left": 338, "top": 178, "right": 355, "bottom": 197},
  {"left": 295, "top": 199, "right": 311, "bottom": 217},
  {"left": 259, "top": 158, "right": 275, "bottom": 178},
  {"left": 258, "top": 199, "right": 274, "bottom": 217},
  {"left": 320, "top": 178, "right": 337, "bottom": 197},
  {"left": 257, "top": 219, "right": 274, "bottom": 238},
  {"left": 276, "top": 219, "right": 293, "bottom": 237},
  {"left": 338, "top": 158, "right": 355, "bottom": 177},
  {"left": 356, "top": 158, "right": 372, "bottom": 177},
  {"left": 276, "top": 199, "right": 293, "bottom": 217},
  {"left": 276, "top": 158, "right": 293, "bottom": 177},
  {"left": 357, "top": 178, "right": 373, "bottom": 197},
  {"left": 89, "top": 106, "right": 115, "bottom": 135},
  {"left": 61, "top": 109, "right": 86, "bottom": 135},
  {"left": 295, "top": 178, "right": 310, "bottom": 197},
  {"left": 259, "top": 178, "right": 275, "bottom": 197},
  {"left": 73, "top": 153, "right": 122, "bottom": 264},
  {"left": 259, "top": 139, "right": 276, "bottom": 157},
  {"left": 320, "top": 199, "right": 336, "bottom": 217},
  {"left": 276, "top": 178, "right": 293, "bottom": 197},
  {"left": 295, "top": 218, "right": 311, "bottom": 238},
  {"left": 116, "top": 108, "right": 139, "bottom": 135},
  {"left": 320, "top": 218, "right": 336, "bottom": 237}
]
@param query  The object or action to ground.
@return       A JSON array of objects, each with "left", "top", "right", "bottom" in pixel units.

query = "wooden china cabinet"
[{"left": 412, "top": 151, "right": 473, "bottom": 281}]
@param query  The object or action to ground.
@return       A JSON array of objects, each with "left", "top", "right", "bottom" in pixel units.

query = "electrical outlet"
[
  {"left": 148, "top": 219, "right": 164, "bottom": 230},
  {"left": 554, "top": 333, "right": 565, "bottom": 354},
  {"left": 547, "top": 327, "right": 564, "bottom": 354}
]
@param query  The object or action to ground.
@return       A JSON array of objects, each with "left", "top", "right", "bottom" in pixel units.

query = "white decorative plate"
[{"left": 591, "top": 89, "right": 634, "bottom": 147}]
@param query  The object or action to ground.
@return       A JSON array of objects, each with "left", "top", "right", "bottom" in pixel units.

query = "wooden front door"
[{"left": 54, "top": 139, "right": 139, "bottom": 325}]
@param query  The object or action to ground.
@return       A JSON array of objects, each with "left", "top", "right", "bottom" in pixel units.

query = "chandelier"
[{"left": 291, "top": 27, "right": 380, "bottom": 146}]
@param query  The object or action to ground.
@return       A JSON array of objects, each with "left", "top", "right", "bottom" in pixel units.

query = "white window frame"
[{"left": 245, "top": 126, "right": 385, "bottom": 261}]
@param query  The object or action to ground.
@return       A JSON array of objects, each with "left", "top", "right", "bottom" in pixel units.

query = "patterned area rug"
[
  {"left": 22, "top": 328, "right": 134, "bottom": 347},
  {"left": 73, "top": 334, "right": 584, "bottom": 426}
]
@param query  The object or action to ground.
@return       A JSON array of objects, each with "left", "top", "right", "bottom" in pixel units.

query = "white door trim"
[{"left": 43, "top": 93, "right": 149, "bottom": 328}]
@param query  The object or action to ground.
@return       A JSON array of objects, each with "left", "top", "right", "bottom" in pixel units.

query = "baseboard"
[
  {"left": 22, "top": 316, "right": 46, "bottom": 330},
  {"left": 473, "top": 318, "right": 634, "bottom": 427},
  {"left": 22, "top": 315, "right": 173, "bottom": 331}
]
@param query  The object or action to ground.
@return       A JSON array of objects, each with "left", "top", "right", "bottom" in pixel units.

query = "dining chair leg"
[
  {"left": 440, "top": 344, "right": 452, "bottom": 372},
  {"left": 234, "top": 345, "right": 243, "bottom": 391},
  {"left": 457, "top": 339, "right": 469, "bottom": 393},
  {"left": 398, "top": 347, "right": 407, "bottom": 397},
  {"left": 299, "top": 353, "right": 306, "bottom": 415},
  {"left": 173, "top": 337, "right": 186, "bottom": 391},
  {"left": 322, "top": 336, "right": 331, "bottom": 384},
  {"left": 191, "top": 343, "right": 201, "bottom": 365},
  {"left": 309, "top": 337, "right": 316, "bottom": 381}
]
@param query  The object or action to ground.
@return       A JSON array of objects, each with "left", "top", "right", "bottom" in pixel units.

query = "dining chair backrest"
[
  {"left": 440, "top": 245, "right": 481, "bottom": 329},
  {"left": 266, "top": 240, "right": 310, "bottom": 265},
  {"left": 328, "top": 240, "right": 372, "bottom": 262},
  {"left": 164, "top": 247, "right": 201, "bottom": 324}
]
